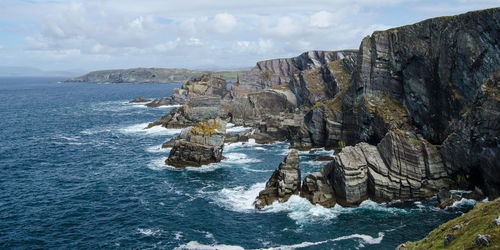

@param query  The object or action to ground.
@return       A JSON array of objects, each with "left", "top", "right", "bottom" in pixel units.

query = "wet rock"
[
  {"left": 444, "top": 233, "right": 454, "bottom": 247},
  {"left": 255, "top": 150, "right": 300, "bottom": 209},
  {"left": 314, "top": 155, "right": 335, "bottom": 162},
  {"left": 475, "top": 234, "right": 491, "bottom": 247},
  {"left": 165, "top": 118, "right": 226, "bottom": 167},
  {"left": 128, "top": 96, "right": 150, "bottom": 103},
  {"left": 300, "top": 171, "right": 336, "bottom": 207}
]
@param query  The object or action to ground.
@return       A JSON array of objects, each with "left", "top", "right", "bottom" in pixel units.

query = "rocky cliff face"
[
  {"left": 233, "top": 50, "right": 357, "bottom": 107},
  {"left": 441, "top": 69, "right": 500, "bottom": 197},
  {"left": 345, "top": 8, "right": 500, "bottom": 145}
]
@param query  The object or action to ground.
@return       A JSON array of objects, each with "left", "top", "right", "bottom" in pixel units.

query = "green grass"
[{"left": 401, "top": 198, "right": 500, "bottom": 249}]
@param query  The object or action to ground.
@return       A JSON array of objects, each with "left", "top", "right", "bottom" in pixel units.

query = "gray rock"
[
  {"left": 494, "top": 215, "right": 500, "bottom": 226},
  {"left": 444, "top": 233, "right": 454, "bottom": 247},
  {"left": 128, "top": 96, "right": 150, "bottom": 103},
  {"left": 475, "top": 234, "right": 491, "bottom": 247},
  {"left": 255, "top": 150, "right": 300, "bottom": 209},
  {"left": 321, "top": 130, "right": 452, "bottom": 206},
  {"left": 300, "top": 171, "right": 336, "bottom": 207},
  {"left": 165, "top": 118, "right": 226, "bottom": 168}
]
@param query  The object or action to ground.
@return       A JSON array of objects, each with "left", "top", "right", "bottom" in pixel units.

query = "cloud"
[
  {"left": 213, "top": 13, "right": 237, "bottom": 33},
  {"left": 0, "top": 0, "right": 498, "bottom": 71}
]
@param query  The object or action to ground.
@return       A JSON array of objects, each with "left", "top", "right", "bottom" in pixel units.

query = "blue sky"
[{"left": 0, "top": 0, "right": 498, "bottom": 72}]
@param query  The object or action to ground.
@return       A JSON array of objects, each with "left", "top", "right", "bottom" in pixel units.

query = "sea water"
[{"left": 0, "top": 77, "right": 475, "bottom": 249}]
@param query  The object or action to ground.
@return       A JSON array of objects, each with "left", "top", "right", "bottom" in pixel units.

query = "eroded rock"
[
  {"left": 165, "top": 118, "right": 226, "bottom": 168},
  {"left": 254, "top": 150, "right": 300, "bottom": 209}
]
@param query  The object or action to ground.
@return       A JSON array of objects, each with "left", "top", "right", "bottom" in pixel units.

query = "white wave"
[
  {"left": 174, "top": 241, "right": 244, "bottom": 250},
  {"left": 414, "top": 201, "right": 425, "bottom": 209},
  {"left": 146, "top": 144, "right": 170, "bottom": 153},
  {"left": 357, "top": 200, "right": 409, "bottom": 214},
  {"left": 222, "top": 153, "right": 261, "bottom": 164},
  {"left": 226, "top": 125, "right": 251, "bottom": 133},
  {"left": 447, "top": 198, "right": 477, "bottom": 209},
  {"left": 254, "top": 146, "right": 266, "bottom": 150},
  {"left": 174, "top": 232, "right": 183, "bottom": 240},
  {"left": 242, "top": 166, "right": 273, "bottom": 173},
  {"left": 137, "top": 228, "right": 162, "bottom": 237},
  {"left": 301, "top": 160, "right": 327, "bottom": 167},
  {"left": 147, "top": 158, "right": 172, "bottom": 171},
  {"left": 157, "top": 104, "right": 182, "bottom": 109},
  {"left": 263, "top": 232, "right": 384, "bottom": 249},
  {"left": 118, "top": 123, "right": 182, "bottom": 136},
  {"left": 226, "top": 123, "right": 235, "bottom": 128},
  {"left": 264, "top": 196, "right": 339, "bottom": 224},
  {"left": 215, "top": 182, "right": 265, "bottom": 213}
]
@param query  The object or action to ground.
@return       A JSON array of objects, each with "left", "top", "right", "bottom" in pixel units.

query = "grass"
[{"left": 401, "top": 198, "right": 500, "bottom": 249}]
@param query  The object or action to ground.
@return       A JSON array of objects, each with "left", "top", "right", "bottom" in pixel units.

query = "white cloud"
[
  {"left": 0, "top": 0, "right": 497, "bottom": 71},
  {"left": 310, "top": 11, "right": 335, "bottom": 28},
  {"left": 213, "top": 13, "right": 237, "bottom": 33}
]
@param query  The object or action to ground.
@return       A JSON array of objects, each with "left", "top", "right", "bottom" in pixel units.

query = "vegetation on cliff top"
[{"left": 401, "top": 198, "right": 500, "bottom": 249}]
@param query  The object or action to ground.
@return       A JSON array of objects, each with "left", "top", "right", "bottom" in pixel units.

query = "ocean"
[{"left": 0, "top": 77, "right": 477, "bottom": 249}]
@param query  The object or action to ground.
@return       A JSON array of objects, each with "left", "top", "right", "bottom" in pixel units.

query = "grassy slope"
[{"left": 402, "top": 198, "right": 500, "bottom": 249}]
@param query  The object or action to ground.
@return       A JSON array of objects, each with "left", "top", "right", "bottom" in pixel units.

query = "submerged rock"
[
  {"left": 254, "top": 150, "right": 300, "bottom": 209},
  {"left": 165, "top": 118, "right": 226, "bottom": 168},
  {"left": 128, "top": 96, "right": 150, "bottom": 103}
]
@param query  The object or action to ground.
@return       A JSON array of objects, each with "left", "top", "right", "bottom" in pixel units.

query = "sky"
[{"left": 0, "top": 0, "right": 498, "bottom": 73}]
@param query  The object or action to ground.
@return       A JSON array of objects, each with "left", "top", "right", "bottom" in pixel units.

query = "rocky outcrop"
[
  {"left": 128, "top": 96, "right": 150, "bottom": 103},
  {"left": 64, "top": 68, "right": 205, "bottom": 83},
  {"left": 320, "top": 130, "right": 452, "bottom": 206},
  {"left": 148, "top": 97, "right": 227, "bottom": 128},
  {"left": 146, "top": 74, "right": 228, "bottom": 107},
  {"left": 254, "top": 150, "right": 300, "bottom": 209},
  {"left": 165, "top": 118, "right": 226, "bottom": 167}
]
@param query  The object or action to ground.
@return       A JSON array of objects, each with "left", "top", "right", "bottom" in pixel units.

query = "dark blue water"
[{"left": 0, "top": 77, "right": 476, "bottom": 249}]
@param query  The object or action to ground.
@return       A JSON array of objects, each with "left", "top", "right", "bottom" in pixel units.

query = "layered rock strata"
[
  {"left": 254, "top": 150, "right": 301, "bottom": 209},
  {"left": 165, "top": 118, "right": 226, "bottom": 168}
]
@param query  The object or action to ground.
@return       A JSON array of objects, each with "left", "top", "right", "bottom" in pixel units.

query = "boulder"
[
  {"left": 254, "top": 150, "right": 300, "bottom": 209},
  {"left": 475, "top": 234, "right": 491, "bottom": 247},
  {"left": 165, "top": 118, "right": 226, "bottom": 168},
  {"left": 444, "top": 233, "right": 454, "bottom": 247}
]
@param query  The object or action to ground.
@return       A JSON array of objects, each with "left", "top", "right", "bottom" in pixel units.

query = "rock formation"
[
  {"left": 146, "top": 74, "right": 228, "bottom": 107},
  {"left": 128, "top": 96, "right": 150, "bottom": 103},
  {"left": 254, "top": 150, "right": 300, "bottom": 209},
  {"left": 165, "top": 118, "right": 226, "bottom": 167},
  {"left": 314, "top": 130, "right": 452, "bottom": 206},
  {"left": 300, "top": 170, "right": 336, "bottom": 207}
]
